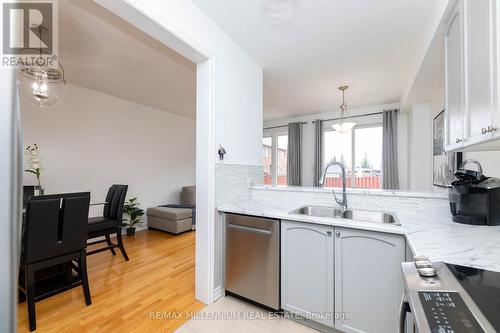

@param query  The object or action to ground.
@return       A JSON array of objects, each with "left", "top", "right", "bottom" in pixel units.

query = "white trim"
[
  {"left": 213, "top": 286, "right": 222, "bottom": 301},
  {"left": 0, "top": 68, "right": 18, "bottom": 333},
  {"left": 95, "top": 0, "right": 217, "bottom": 305}
]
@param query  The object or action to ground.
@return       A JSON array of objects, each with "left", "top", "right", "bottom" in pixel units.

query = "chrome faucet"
[{"left": 319, "top": 161, "right": 348, "bottom": 214}]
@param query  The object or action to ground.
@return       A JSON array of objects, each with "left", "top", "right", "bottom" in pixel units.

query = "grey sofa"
[{"left": 147, "top": 186, "right": 195, "bottom": 235}]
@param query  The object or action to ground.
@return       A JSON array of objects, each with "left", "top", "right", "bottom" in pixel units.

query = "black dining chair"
[
  {"left": 19, "top": 192, "right": 92, "bottom": 331},
  {"left": 22, "top": 185, "right": 35, "bottom": 209},
  {"left": 87, "top": 185, "right": 129, "bottom": 261}
]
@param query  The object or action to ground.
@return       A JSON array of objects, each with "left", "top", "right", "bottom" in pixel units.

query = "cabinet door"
[
  {"left": 464, "top": 0, "right": 495, "bottom": 144},
  {"left": 281, "top": 221, "right": 334, "bottom": 328},
  {"left": 334, "top": 228, "right": 405, "bottom": 333},
  {"left": 445, "top": 1, "right": 465, "bottom": 150}
]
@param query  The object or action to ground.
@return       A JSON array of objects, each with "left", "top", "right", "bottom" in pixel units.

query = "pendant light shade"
[
  {"left": 331, "top": 85, "right": 356, "bottom": 133},
  {"left": 19, "top": 64, "right": 64, "bottom": 108},
  {"left": 332, "top": 121, "right": 356, "bottom": 134}
]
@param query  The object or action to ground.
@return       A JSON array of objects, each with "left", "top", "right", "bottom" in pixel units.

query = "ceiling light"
[
  {"left": 262, "top": 0, "right": 296, "bottom": 25},
  {"left": 332, "top": 86, "right": 356, "bottom": 134},
  {"left": 19, "top": 62, "right": 65, "bottom": 108}
]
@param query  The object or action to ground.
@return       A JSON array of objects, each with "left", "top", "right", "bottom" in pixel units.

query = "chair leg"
[
  {"left": 116, "top": 229, "right": 129, "bottom": 261},
  {"left": 105, "top": 235, "right": 116, "bottom": 256},
  {"left": 18, "top": 267, "right": 26, "bottom": 303},
  {"left": 79, "top": 251, "right": 92, "bottom": 306},
  {"left": 26, "top": 266, "right": 36, "bottom": 331}
]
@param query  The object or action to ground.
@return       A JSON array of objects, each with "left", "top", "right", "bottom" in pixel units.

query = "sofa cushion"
[
  {"left": 181, "top": 186, "right": 196, "bottom": 206},
  {"left": 147, "top": 207, "right": 192, "bottom": 221}
]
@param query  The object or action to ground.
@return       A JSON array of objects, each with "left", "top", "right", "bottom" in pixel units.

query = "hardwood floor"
[{"left": 17, "top": 230, "right": 205, "bottom": 333}]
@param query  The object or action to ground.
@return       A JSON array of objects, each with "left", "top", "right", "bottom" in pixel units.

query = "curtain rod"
[
  {"left": 263, "top": 110, "right": 398, "bottom": 130},
  {"left": 312, "top": 110, "right": 393, "bottom": 123},
  {"left": 263, "top": 121, "right": 308, "bottom": 130}
]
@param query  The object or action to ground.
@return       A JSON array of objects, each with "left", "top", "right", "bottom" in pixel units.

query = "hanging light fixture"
[
  {"left": 19, "top": 62, "right": 65, "bottom": 107},
  {"left": 332, "top": 85, "right": 356, "bottom": 134},
  {"left": 17, "top": 23, "right": 66, "bottom": 108}
]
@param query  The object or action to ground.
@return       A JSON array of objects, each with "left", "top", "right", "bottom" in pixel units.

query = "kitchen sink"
[{"left": 289, "top": 205, "right": 400, "bottom": 225}]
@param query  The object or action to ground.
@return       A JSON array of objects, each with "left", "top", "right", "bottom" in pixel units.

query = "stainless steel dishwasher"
[{"left": 225, "top": 213, "right": 280, "bottom": 310}]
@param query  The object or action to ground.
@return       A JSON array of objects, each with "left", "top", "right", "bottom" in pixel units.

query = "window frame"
[
  {"left": 322, "top": 122, "right": 383, "bottom": 188},
  {"left": 263, "top": 130, "right": 288, "bottom": 186}
]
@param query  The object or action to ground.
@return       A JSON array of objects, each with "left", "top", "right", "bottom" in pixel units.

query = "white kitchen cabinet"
[
  {"left": 445, "top": 0, "right": 499, "bottom": 151},
  {"left": 281, "top": 220, "right": 334, "bottom": 328},
  {"left": 445, "top": 0, "right": 465, "bottom": 151},
  {"left": 464, "top": 0, "right": 495, "bottom": 145},
  {"left": 334, "top": 227, "right": 405, "bottom": 333}
]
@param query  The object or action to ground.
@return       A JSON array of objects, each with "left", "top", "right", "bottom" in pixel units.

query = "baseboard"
[{"left": 213, "top": 286, "right": 222, "bottom": 301}]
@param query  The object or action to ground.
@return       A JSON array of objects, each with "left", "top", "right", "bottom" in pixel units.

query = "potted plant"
[
  {"left": 123, "top": 197, "right": 144, "bottom": 236},
  {"left": 24, "top": 143, "right": 44, "bottom": 195}
]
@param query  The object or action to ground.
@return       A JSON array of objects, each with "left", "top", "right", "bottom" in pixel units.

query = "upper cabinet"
[
  {"left": 445, "top": 0, "right": 499, "bottom": 151},
  {"left": 445, "top": 1, "right": 465, "bottom": 150}
]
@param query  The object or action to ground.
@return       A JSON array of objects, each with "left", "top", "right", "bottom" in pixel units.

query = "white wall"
[
  {"left": 407, "top": 102, "right": 434, "bottom": 191},
  {"left": 121, "top": 0, "right": 264, "bottom": 166},
  {"left": 263, "top": 103, "right": 409, "bottom": 188},
  {"left": 20, "top": 83, "right": 196, "bottom": 224}
]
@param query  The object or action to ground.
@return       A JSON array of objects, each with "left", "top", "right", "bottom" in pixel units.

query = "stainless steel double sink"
[{"left": 289, "top": 205, "right": 400, "bottom": 225}]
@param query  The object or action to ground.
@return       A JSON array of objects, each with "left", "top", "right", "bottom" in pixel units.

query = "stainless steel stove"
[{"left": 401, "top": 259, "right": 500, "bottom": 333}]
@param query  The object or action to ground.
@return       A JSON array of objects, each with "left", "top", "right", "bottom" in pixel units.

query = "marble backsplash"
[
  {"left": 215, "top": 163, "right": 263, "bottom": 206},
  {"left": 250, "top": 187, "right": 452, "bottom": 218}
]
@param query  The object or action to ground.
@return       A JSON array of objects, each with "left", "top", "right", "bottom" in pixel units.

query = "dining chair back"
[
  {"left": 87, "top": 184, "right": 129, "bottom": 261},
  {"left": 20, "top": 192, "right": 92, "bottom": 331},
  {"left": 24, "top": 193, "right": 91, "bottom": 263},
  {"left": 103, "top": 184, "right": 127, "bottom": 222}
]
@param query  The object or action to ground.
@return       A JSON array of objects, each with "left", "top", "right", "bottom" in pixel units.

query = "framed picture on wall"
[{"left": 433, "top": 110, "right": 462, "bottom": 187}]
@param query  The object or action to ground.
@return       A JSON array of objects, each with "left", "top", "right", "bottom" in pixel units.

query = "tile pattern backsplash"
[
  {"left": 251, "top": 187, "right": 451, "bottom": 218},
  {"left": 215, "top": 163, "right": 263, "bottom": 206}
]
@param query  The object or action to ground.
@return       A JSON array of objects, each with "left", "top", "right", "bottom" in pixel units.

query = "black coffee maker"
[{"left": 449, "top": 159, "right": 500, "bottom": 225}]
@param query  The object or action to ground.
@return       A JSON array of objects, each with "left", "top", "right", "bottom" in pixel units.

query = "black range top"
[{"left": 446, "top": 263, "right": 500, "bottom": 330}]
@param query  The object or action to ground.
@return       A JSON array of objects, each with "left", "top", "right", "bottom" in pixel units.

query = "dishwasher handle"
[
  {"left": 227, "top": 223, "right": 272, "bottom": 236},
  {"left": 399, "top": 293, "right": 411, "bottom": 333}
]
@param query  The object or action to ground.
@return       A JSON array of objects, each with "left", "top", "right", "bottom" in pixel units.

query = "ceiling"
[
  {"left": 59, "top": 0, "right": 196, "bottom": 118},
  {"left": 191, "top": 0, "right": 440, "bottom": 120}
]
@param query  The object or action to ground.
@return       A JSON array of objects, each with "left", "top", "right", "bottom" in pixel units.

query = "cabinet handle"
[
  {"left": 488, "top": 126, "right": 497, "bottom": 133},
  {"left": 456, "top": 138, "right": 463, "bottom": 143},
  {"left": 327, "top": 231, "right": 332, "bottom": 236},
  {"left": 336, "top": 231, "right": 341, "bottom": 237},
  {"left": 482, "top": 128, "right": 488, "bottom": 135}
]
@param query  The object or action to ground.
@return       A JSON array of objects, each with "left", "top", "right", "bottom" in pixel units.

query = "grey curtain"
[
  {"left": 287, "top": 122, "right": 302, "bottom": 186},
  {"left": 382, "top": 109, "right": 399, "bottom": 189},
  {"left": 313, "top": 119, "right": 324, "bottom": 187}
]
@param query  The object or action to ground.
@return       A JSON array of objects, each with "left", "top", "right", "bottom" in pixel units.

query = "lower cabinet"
[
  {"left": 281, "top": 220, "right": 335, "bottom": 328},
  {"left": 334, "top": 227, "right": 405, "bottom": 333},
  {"left": 281, "top": 221, "right": 406, "bottom": 333}
]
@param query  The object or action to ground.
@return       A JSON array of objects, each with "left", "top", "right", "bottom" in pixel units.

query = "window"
[
  {"left": 323, "top": 125, "right": 382, "bottom": 189},
  {"left": 261, "top": 133, "right": 288, "bottom": 185},
  {"left": 277, "top": 135, "right": 288, "bottom": 185},
  {"left": 262, "top": 137, "right": 272, "bottom": 185}
]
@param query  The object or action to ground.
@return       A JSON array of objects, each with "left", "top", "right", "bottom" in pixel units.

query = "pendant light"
[
  {"left": 17, "top": 24, "right": 66, "bottom": 108},
  {"left": 19, "top": 63, "right": 65, "bottom": 107},
  {"left": 332, "top": 85, "right": 356, "bottom": 133}
]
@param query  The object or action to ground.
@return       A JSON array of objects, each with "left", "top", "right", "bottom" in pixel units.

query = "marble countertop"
[{"left": 218, "top": 200, "right": 500, "bottom": 273}]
